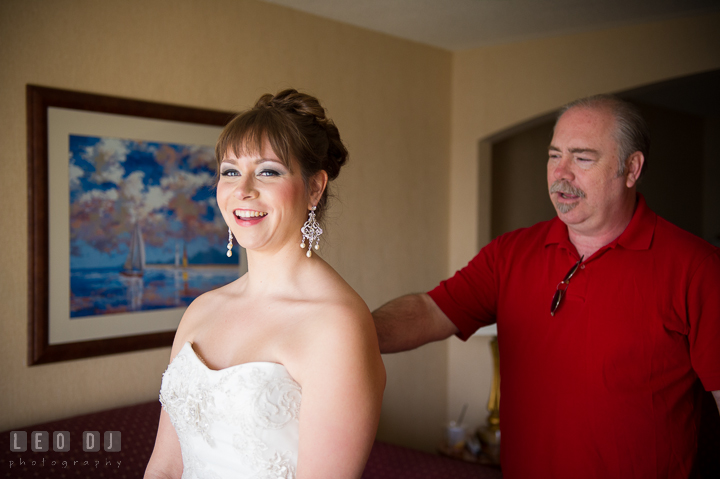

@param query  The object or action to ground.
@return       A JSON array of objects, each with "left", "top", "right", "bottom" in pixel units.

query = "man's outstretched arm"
[{"left": 372, "top": 293, "right": 459, "bottom": 354}]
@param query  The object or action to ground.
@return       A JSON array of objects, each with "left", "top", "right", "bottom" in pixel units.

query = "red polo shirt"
[{"left": 428, "top": 195, "right": 720, "bottom": 479}]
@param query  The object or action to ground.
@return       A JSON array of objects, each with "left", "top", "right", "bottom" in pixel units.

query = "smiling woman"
[
  {"left": 215, "top": 90, "right": 347, "bottom": 223},
  {"left": 145, "top": 90, "right": 386, "bottom": 479},
  {"left": 217, "top": 141, "right": 312, "bottom": 255}
]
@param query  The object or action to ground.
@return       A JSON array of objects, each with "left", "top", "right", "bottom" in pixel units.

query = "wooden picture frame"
[{"left": 27, "top": 85, "right": 237, "bottom": 365}]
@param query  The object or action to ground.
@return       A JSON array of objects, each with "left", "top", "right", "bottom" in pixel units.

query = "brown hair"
[{"left": 215, "top": 89, "right": 348, "bottom": 222}]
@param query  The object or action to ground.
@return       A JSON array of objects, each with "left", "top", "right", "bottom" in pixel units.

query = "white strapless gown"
[{"left": 159, "top": 342, "right": 302, "bottom": 479}]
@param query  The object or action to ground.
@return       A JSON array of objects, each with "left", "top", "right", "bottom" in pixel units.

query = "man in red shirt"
[{"left": 373, "top": 95, "right": 720, "bottom": 478}]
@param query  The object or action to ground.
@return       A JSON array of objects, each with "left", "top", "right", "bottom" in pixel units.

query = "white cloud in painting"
[
  {"left": 69, "top": 160, "right": 85, "bottom": 189},
  {"left": 78, "top": 188, "right": 119, "bottom": 203},
  {"left": 121, "top": 170, "right": 146, "bottom": 204},
  {"left": 185, "top": 144, "right": 216, "bottom": 169},
  {"left": 85, "top": 137, "right": 129, "bottom": 185},
  {"left": 143, "top": 185, "right": 174, "bottom": 213},
  {"left": 134, "top": 142, "right": 158, "bottom": 154},
  {"left": 160, "top": 170, "right": 213, "bottom": 193}
]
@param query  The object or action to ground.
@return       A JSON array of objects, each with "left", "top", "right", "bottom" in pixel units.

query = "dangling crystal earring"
[
  {"left": 226, "top": 228, "right": 234, "bottom": 257},
  {"left": 300, "top": 206, "right": 323, "bottom": 258}
]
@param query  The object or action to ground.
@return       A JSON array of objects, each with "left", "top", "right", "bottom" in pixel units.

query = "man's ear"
[
  {"left": 308, "top": 170, "right": 329, "bottom": 208},
  {"left": 625, "top": 151, "right": 644, "bottom": 188}
]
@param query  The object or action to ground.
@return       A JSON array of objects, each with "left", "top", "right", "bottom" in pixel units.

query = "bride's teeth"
[{"left": 235, "top": 210, "right": 267, "bottom": 218}]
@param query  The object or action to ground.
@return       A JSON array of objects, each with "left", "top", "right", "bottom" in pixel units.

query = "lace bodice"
[{"left": 160, "top": 342, "right": 302, "bottom": 479}]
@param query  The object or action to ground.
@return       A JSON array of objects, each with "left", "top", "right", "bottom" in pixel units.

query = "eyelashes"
[{"left": 219, "top": 168, "right": 283, "bottom": 177}]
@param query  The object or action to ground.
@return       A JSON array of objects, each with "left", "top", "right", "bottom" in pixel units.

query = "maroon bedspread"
[
  {"left": 2, "top": 401, "right": 502, "bottom": 478},
  {"left": 362, "top": 441, "right": 502, "bottom": 479}
]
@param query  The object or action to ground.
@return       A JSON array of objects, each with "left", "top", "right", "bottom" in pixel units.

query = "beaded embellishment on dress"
[{"left": 160, "top": 342, "right": 301, "bottom": 479}]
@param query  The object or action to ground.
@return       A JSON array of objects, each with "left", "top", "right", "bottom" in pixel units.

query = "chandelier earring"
[
  {"left": 300, "top": 206, "right": 323, "bottom": 258},
  {"left": 226, "top": 228, "right": 234, "bottom": 257}
]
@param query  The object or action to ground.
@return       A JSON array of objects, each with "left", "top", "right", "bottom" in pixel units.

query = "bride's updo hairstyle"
[{"left": 216, "top": 89, "right": 348, "bottom": 223}]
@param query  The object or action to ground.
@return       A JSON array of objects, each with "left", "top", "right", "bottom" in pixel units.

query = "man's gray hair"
[{"left": 557, "top": 94, "right": 650, "bottom": 178}]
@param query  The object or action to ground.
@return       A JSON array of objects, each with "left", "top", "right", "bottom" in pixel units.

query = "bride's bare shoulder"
[
  {"left": 285, "top": 269, "right": 385, "bottom": 391},
  {"left": 292, "top": 264, "right": 380, "bottom": 355},
  {"left": 309, "top": 262, "right": 367, "bottom": 308}
]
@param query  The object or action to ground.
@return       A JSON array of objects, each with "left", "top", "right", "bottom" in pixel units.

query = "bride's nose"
[{"left": 234, "top": 174, "right": 258, "bottom": 200}]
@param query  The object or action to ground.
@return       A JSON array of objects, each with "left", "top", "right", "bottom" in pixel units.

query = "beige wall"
[
  {"left": 447, "top": 13, "right": 720, "bottom": 433},
  {"left": 0, "top": 0, "right": 451, "bottom": 452}
]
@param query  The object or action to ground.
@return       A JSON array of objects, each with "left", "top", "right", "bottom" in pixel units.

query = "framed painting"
[{"left": 27, "top": 85, "right": 243, "bottom": 365}]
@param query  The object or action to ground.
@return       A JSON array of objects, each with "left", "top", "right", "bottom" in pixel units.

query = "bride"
[{"left": 145, "top": 90, "right": 386, "bottom": 479}]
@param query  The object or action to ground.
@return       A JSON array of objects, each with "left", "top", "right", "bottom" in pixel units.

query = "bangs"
[{"left": 215, "top": 109, "right": 297, "bottom": 171}]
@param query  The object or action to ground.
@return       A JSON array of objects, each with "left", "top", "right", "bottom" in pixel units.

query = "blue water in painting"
[{"left": 70, "top": 266, "right": 239, "bottom": 318}]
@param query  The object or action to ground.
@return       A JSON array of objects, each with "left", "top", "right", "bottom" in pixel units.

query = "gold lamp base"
[{"left": 476, "top": 335, "right": 501, "bottom": 465}]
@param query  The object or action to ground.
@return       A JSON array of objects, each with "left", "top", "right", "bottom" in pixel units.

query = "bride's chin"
[
  {"left": 233, "top": 227, "right": 304, "bottom": 255},
  {"left": 237, "top": 239, "right": 284, "bottom": 256}
]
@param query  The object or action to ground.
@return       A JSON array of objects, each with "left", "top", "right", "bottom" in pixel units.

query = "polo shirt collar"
[
  {"left": 544, "top": 193, "right": 656, "bottom": 252},
  {"left": 614, "top": 194, "right": 656, "bottom": 250}
]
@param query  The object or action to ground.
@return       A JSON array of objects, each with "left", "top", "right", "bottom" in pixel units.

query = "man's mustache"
[{"left": 549, "top": 180, "right": 586, "bottom": 198}]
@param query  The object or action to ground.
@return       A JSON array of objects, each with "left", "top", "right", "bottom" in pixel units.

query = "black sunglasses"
[{"left": 550, "top": 256, "right": 584, "bottom": 316}]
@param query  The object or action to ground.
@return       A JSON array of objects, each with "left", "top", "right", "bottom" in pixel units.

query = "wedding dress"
[{"left": 160, "top": 342, "right": 302, "bottom": 479}]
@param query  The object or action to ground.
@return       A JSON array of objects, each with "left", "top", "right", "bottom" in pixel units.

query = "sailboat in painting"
[{"left": 121, "top": 222, "right": 146, "bottom": 276}]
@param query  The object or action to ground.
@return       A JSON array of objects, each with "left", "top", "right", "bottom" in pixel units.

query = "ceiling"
[{"left": 258, "top": 0, "right": 720, "bottom": 51}]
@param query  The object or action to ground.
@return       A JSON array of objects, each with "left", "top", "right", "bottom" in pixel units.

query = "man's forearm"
[{"left": 372, "top": 293, "right": 458, "bottom": 354}]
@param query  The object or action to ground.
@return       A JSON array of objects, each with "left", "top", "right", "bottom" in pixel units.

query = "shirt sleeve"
[
  {"left": 688, "top": 249, "right": 720, "bottom": 391},
  {"left": 427, "top": 239, "right": 500, "bottom": 340}
]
